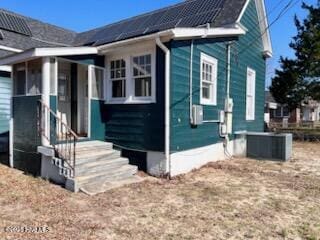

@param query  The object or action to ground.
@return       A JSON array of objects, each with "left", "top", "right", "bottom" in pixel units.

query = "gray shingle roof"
[
  {"left": 75, "top": 0, "right": 247, "bottom": 46},
  {"left": 0, "top": 0, "right": 247, "bottom": 57},
  {"left": 0, "top": 8, "right": 76, "bottom": 53}
]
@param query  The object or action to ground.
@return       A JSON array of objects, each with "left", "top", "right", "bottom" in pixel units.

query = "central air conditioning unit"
[{"left": 246, "top": 133, "right": 293, "bottom": 161}]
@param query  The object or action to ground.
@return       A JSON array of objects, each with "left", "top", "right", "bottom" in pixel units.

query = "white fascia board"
[
  {"left": 237, "top": 0, "right": 273, "bottom": 58},
  {"left": 255, "top": 0, "right": 273, "bottom": 58},
  {"left": 97, "top": 27, "right": 246, "bottom": 54},
  {"left": 97, "top": 30, "right": 174, "bottom": 53},
  {"left": 172, "top": 26, "right": 246, "bottom": 39},
  {"left": 0, "top": 47, "right": 98, "bottom": 66},
  {"left": 0, "top": 45, "right": 22, "bottom": 53},
  {"left": 34, "top": 47, "right": 98, "bottom": 56},
  {"left": 0, "top": 65, "right": 12, "bottom": 72}
]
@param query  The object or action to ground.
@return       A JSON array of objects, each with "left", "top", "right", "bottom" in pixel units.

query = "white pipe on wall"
[
  {"left": 155, "top": 37, "right": 171, "bottom": 176},
  {"left": 9, "top": 69, "right": 13, "bottom": 168},
  {"left": 189, "top": 39, "right": 194, "bottom": 124}
]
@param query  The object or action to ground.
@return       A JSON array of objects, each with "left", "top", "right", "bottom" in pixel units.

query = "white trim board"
[
  {"left": 0, "top": 65, "right": 12, "bottom": 72},
  {"left": 0, "top": 47, "right": 98, "bottom": 65},
  {"left": 0, "top": 45, "right": 22, "bottom": 53},
  {"left": 236, "top": 0, "right": 272, "bottom": 58}
]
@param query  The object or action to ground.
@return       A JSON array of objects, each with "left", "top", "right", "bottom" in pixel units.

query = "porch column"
[{"left": 42, "top": 57, "right": 50, "bottom": 146}]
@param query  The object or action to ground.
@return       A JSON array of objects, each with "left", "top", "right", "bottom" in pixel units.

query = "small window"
[
  {"left": 283, "top": 106, "right": 290, "bottom": 117},
  {"left": 200, "top": 53, "right": 218, "bottom": 105},
  {"left": 246, "top": 68, "right": 256, "bottom": 120},
  {"left": 133, "top": 54, "right": 152, "bottom": 97},
  {"left": 27, "top": 59, "right": 42, "bottom": 95},
  {"left": 13, "top": 63, "right": 26, "bottom": 95},
  {"left": 110, "top": 59, "right": 126, "bottom": 98},
  {"left": 92, "top": 67, "right": 104, "bottom": 99},
  {"left": 275, "top": 107, "right": 282, "bottom": 117}
]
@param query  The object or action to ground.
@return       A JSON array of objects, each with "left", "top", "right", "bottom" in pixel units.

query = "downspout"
[
  {"left": 9, "top": 69, "right": 13, "bottom": 168},
  {"left": 226, "top": 42, "right": 231, "bottom": 101},
  {"left": 189, "top": 39, "right": 194, "bottom": 124},
  {"left": 224, "top": 42, "right": 233, "bottom": 154},
  {"left": 156, "top": 37, "right": 171, "bottom": 177}
]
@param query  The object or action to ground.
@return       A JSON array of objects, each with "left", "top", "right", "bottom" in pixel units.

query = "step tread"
[
  {"left": 76, "top": 165, "right": 137, "bottom": 182},
  {"left": 76, "top": 157, "right": 128, "bottom": 170},
  {"left": 76, "top": 149, "right": 120, "bottom": 160},
  {"left": 80, "top": 176, "right": 144, "bottom": 195},
  {"left": 76, "top": 141, "right": 113, "bottom": 148}
]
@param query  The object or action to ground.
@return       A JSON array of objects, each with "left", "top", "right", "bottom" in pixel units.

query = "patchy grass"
[{"left": 1, "top": 142, "right": 320, "bottom": 240}]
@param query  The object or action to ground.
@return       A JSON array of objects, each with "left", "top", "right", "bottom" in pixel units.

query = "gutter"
[
  {"left": 98, "top": 26, "right": 246, "bottom": 53},
  {"left": 155, "top": 37, "right": 171, "bottom": 177}
]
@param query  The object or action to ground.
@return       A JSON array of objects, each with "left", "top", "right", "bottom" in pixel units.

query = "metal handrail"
[{"left": 37, "top": 100, "right": 78, "bottom": 178}]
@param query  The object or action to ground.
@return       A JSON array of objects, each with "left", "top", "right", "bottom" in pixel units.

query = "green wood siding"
[
  {"left": 90, "top": 99, "right": 106, "bottom": 141},
  {"left": 13, "top": 95, "right": 41, "bottom": 175},
  {"left": 0, "top": 74, "right": 11, "bottom": 135},
  {"left": 103, "top": 47, "right": 165, "bottom": 151},
  {"left": 170, "top": 0, "right": 266, "bottom": 152}
]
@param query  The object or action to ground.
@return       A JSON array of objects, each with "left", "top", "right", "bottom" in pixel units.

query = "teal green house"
[{"left": 0, "top": 0, "right": 272, "bottom": 190}]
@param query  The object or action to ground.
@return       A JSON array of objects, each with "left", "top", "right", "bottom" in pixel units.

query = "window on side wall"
[
  {"left": 133, "top": 54, "right": 152, "bottom": 98},
  {"left": 92, "top": 67, "right": 105, "bottom": 99},
  {"left": 110, "top": 59, "right": 126, "bottom": 99},
  {"left": 200, "top": 53, "right": 217, "bottom": 106},
  {"left": 246, "top": 67, "right": 256, "bottom": 121},
  {"left": 27, "top": 59, "right": 42, "bottom": 95}
]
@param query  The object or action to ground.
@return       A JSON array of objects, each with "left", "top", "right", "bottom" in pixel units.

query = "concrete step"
[
  {"left": 76, "top": 165, "right": 138, "bottom": 187},
  {"left": 80, "top": 176, "right": 144, "bottom": 195},
  {"left": 76, "top": 141, "right": 113, "bottom": 153},
  {"left": 76, "top": 157, "right": 129, "bottom": 175},
  {"left": 76, "top": 149, "right": 121, "bottom": 164}
]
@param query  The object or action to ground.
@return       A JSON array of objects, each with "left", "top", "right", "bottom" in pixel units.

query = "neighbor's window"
[
  {"left": 92, "top": 67, "right": 104, "bottom": 99},
  {"left": 246, "top": 67, "right": 256, "bottom": 121},
  {"left": 27, "top": 59, "right": 42, "bottom": 95},
  {"left": 133, "top": 54, "right": 152, "bottom": 97},
  {"left": 13, "top": 63, "right": 26, "bottom": 95},
  {"left": 200, "top": 53, "right": 218, "bottom": 105},
  {"left": 275, "top": 106, "right": 290, "bottom": 118},
  {"left": 110, "top": 59, "right": 126, "bottom": 98}
]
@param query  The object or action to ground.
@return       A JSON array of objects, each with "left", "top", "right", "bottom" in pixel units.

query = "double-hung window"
[
  {"left": 107, "top": 46, "right": 155, "bottom": 103},
  {"left": 110, "top": 59, "right": 126, "bottom": 98},
  {"left": 133, "top": 54, "right": 152, "bottom": 97},
  {"left": 200, "top": 53, "right": 218, "bottom": 105},
  {"left": 246, "top": 67, "right": 256, "bottom": 120}
]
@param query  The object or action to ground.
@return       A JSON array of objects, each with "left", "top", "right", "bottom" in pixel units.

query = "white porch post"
[{"left": 42, "top": 57, "right": 50, "bottom": 146}]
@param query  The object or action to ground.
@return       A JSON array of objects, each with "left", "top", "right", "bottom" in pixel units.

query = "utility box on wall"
[{"left": 191, "top": 105, "right": 203, "bottom": 126}]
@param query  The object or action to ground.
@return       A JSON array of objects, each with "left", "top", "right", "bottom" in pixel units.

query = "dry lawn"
[{"left": 1, "top": 142, "right": 320, "bottom": 240}]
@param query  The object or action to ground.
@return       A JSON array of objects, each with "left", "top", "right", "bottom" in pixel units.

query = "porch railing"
[{"left": 37, "top": 100, "right": 78, "bottom": 178}]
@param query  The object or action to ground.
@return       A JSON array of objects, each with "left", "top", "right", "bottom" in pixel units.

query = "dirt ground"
[{"left": 0, "top": 142, "right": 320, "bottom": 240}]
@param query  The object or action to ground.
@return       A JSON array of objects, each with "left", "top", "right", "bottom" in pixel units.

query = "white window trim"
[
  {"left": 246, "top": 67, "right": 256, "bottom": 121},
  {"left": 90, "top": 65, "right": 106, "bottom": 100},
  {"left": 105, "top": 45, "right": 156, "bottom": 104},
  {"left": 200, "top": 53, "right": 218, "bottom": 106}
]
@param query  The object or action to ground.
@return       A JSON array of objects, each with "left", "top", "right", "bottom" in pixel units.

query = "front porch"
[{"left": 7, "top": 50, "right": 139, "bottom": 191}]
